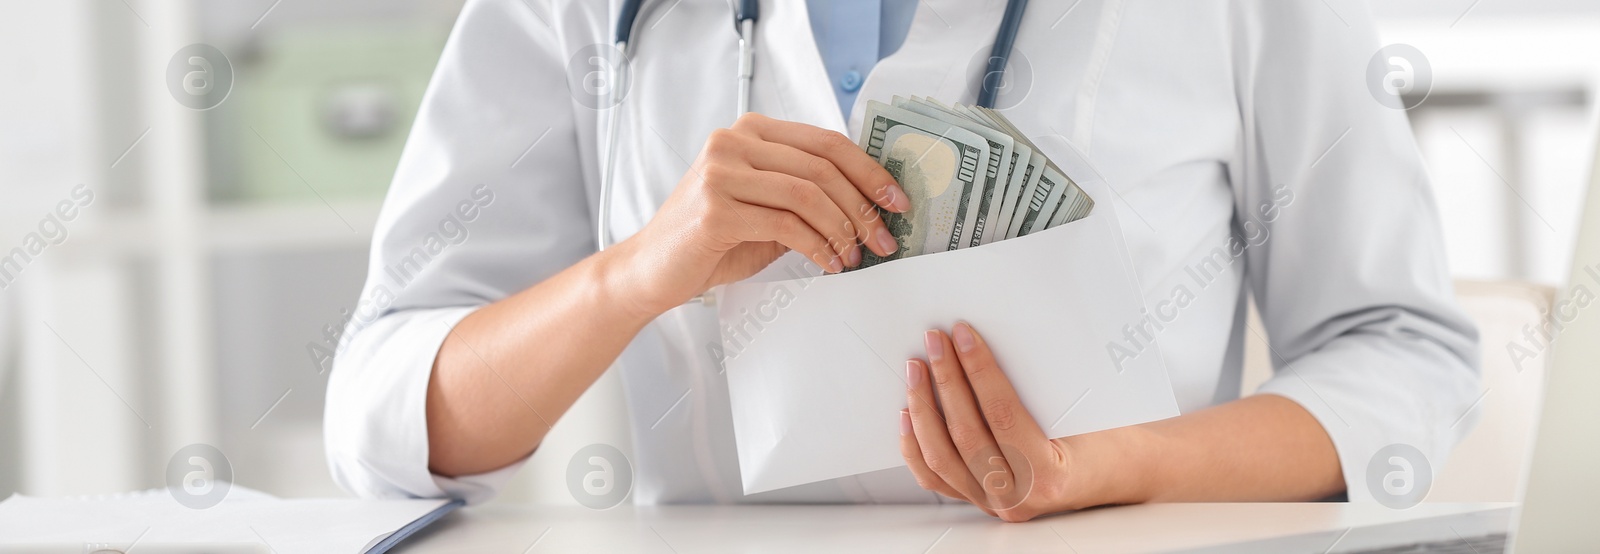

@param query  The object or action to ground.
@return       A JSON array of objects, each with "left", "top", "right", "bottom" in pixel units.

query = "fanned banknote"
[
  {"left": 853, "top": 101, "right": 990, "bottom": 270},
  {"left": 848, "top": 98, "right": 1095, "bottom": 271}
]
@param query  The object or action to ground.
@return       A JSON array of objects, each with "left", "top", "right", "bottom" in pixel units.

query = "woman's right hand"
[{"left": 614, "top": 113, "right": 910, "bottom": 315}]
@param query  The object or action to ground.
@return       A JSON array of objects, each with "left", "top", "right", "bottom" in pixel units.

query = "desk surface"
[{"left": 395, "top": 502, "right": 1513, "bottom": 553}]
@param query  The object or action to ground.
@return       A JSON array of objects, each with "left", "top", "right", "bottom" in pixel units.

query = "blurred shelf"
[
  {"left": 68, "top": 199, "right": 382, "bottom": 257},
  {"left": 1377, "top": 17, "right": 1600, "bottom": 95}
]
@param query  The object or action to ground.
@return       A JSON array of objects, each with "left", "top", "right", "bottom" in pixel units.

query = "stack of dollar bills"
[{"left": 851, "top": 97, "right": 1095, "bottom": 271}]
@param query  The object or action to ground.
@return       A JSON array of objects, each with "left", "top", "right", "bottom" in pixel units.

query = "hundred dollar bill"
[
  {"left": 1047, "top": 179, "right": 1094, "bottom": 228},
  {"left": 852, "top": 101, "right": 990, "bottom": 271},
  {"left": 892, "top": 96, "right": 1015, "bottom": 248},
  {"left": 1023, "top": 170, "right": 1070, "bottom": 235},
  {"left": 950, "top": 104, "right": 1034, "bottom": 244},
  {"left": 840, "top": 97, "right": 1095, "bottom": 270},
  {"left": 960, "top": 107, "right": 1046, "bottom": 239},
  {"left": 975, "top": 106, "right": 1095, "bottom": 235},
  {"left": 924, "top": 97, "right": 1040, "bottom": 242}
]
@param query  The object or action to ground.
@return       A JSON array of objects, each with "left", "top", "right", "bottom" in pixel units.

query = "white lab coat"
[{"left": 324, "top": 0, "right": 1480, "bottom": 505}]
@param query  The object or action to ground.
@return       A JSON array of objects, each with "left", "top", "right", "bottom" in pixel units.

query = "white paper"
[
  {"left": 0, "top": 486, "right": 448, "bottom": 553},
  {"left": 717, "top": 145, "right": 1181, "bottom": 494}
]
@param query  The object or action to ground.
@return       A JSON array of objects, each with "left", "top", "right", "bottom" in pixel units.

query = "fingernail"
[
  {"left": 924, "top": 330, "right": 943, "bottom": 362},
  {"left": 906, "top": 360, "right": 921, "bottom": 388},
  {"left": 873, "top": 185, "right": 895, "bottom": 210},
  {"left": 952, "top": 322, "right": 976, "bottom": 353},
  {"left": 827, "top": 255, "right": 843, "bottom": 273},
  {"left": 888, "top": 185, "right": 911, "bottom": 212},
  {"left": 876, "top": 227, "right": 899, "bottom": 255},
  {"left": 845, "top": 244, "right": 862, "bottom": 267},
  {"left": 900, "top": 409, "right": 912, "bottom": 436}
]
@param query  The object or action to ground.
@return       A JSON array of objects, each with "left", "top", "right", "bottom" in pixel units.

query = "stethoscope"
[{"left": 596, "top": 0, "right": 1030, "bottom": 303}]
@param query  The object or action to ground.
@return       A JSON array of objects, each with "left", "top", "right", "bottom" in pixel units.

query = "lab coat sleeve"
[
  {"left": 324, "top": 0, "right": 599, "bottom": 503},
  {"left": 1230, "top": 0, "right": 1482, "bottom": 502}
]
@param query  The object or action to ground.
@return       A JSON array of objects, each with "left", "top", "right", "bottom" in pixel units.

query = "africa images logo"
[
  {"left": 566, "top": 44, "right": 632, "bottom": 110},
  {"left": 167, "top": 44, "right": 234, "bottom": 110},
  {"left": 166, "top": 443, "right": 233, "bottom": 509},
  {"left": 1366, "top": 443, "right": 1432, "bottom": 509},
  {"left": 1366, "top": 44, "right": 1433, "bottom": 110},
  {"left": 566, "top": 444, "right": 633, "bottom": 509}
]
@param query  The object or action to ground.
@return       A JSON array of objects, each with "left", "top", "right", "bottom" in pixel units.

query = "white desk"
[{"left": 395, "top": 502, "right": 1512, "bottom": 553}]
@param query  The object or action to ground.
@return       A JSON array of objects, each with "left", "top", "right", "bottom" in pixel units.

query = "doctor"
[{"left": 326, "top": 0, "right": 1481, "bottom": 522}]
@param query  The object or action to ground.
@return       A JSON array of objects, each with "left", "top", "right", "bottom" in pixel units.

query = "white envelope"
[{"left": 716, "top": 145, "right": 1181, "bottom": 495}]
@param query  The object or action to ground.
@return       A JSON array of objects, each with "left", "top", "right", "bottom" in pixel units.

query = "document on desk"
[
  {"left": 0, "top": 485, "right": 457, "bottom": 553},
  {"left": 716, "top": 139, "right": 1181, "bottom": 494}
]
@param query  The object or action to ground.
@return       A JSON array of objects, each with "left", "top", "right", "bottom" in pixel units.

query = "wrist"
[
  {"left": 591, "top": 237, "right": 676, "bottom": 323},
  {"left": 1058, "top": 425, "right": 1162, "bottom": 510}
]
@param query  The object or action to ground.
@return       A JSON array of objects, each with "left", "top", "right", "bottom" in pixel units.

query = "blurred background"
[{"left": 0, "top": 0, "right": 1595, "bottom": 505}]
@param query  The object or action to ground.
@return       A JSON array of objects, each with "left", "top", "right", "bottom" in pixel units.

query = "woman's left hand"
[{"left": 900, "top": 322, "right": 1081, "bottom": 522}]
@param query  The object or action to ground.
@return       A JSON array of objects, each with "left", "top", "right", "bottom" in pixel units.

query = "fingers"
[
  {"left": 715, "top": 201, "right": 843, "bottom": 273},
  {"left": 899, "top": 410, "right": 982, "bottom": 504},
  {"left": 923, "top": 330, "right": 1013, "bottom": 503},
  {"left": 904, "top": 359, "right": 992, "bottom": 506},
  {"left": 949, "top": 322, "right": 1049, "bottom": 446},
  {"left": 734, "top": 113, "right": 911, "bottom": 214},
  {"left": 901, "top": 324, "right": 1053, "bottom": 520},
  {"left": 741, "top": 139, "right": 899, "bottom": 257},
  {"left": 716, "top": 166, "right": 863, "bottom": 266}
]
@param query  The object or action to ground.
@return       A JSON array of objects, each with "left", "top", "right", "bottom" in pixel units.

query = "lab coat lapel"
[
  {"left": 847, "top": 0, "right": 1006, "bottom": 137},
  {"left": 755, "top": 0, "right": 845, "bottom": 134},
  {"left": 755, "top": 0, "right": 1004, "bottom": 139}
]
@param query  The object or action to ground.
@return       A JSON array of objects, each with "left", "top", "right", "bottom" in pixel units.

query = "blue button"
[{"left": 840, "top": 70, "right": 863, "bottom": 93}]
